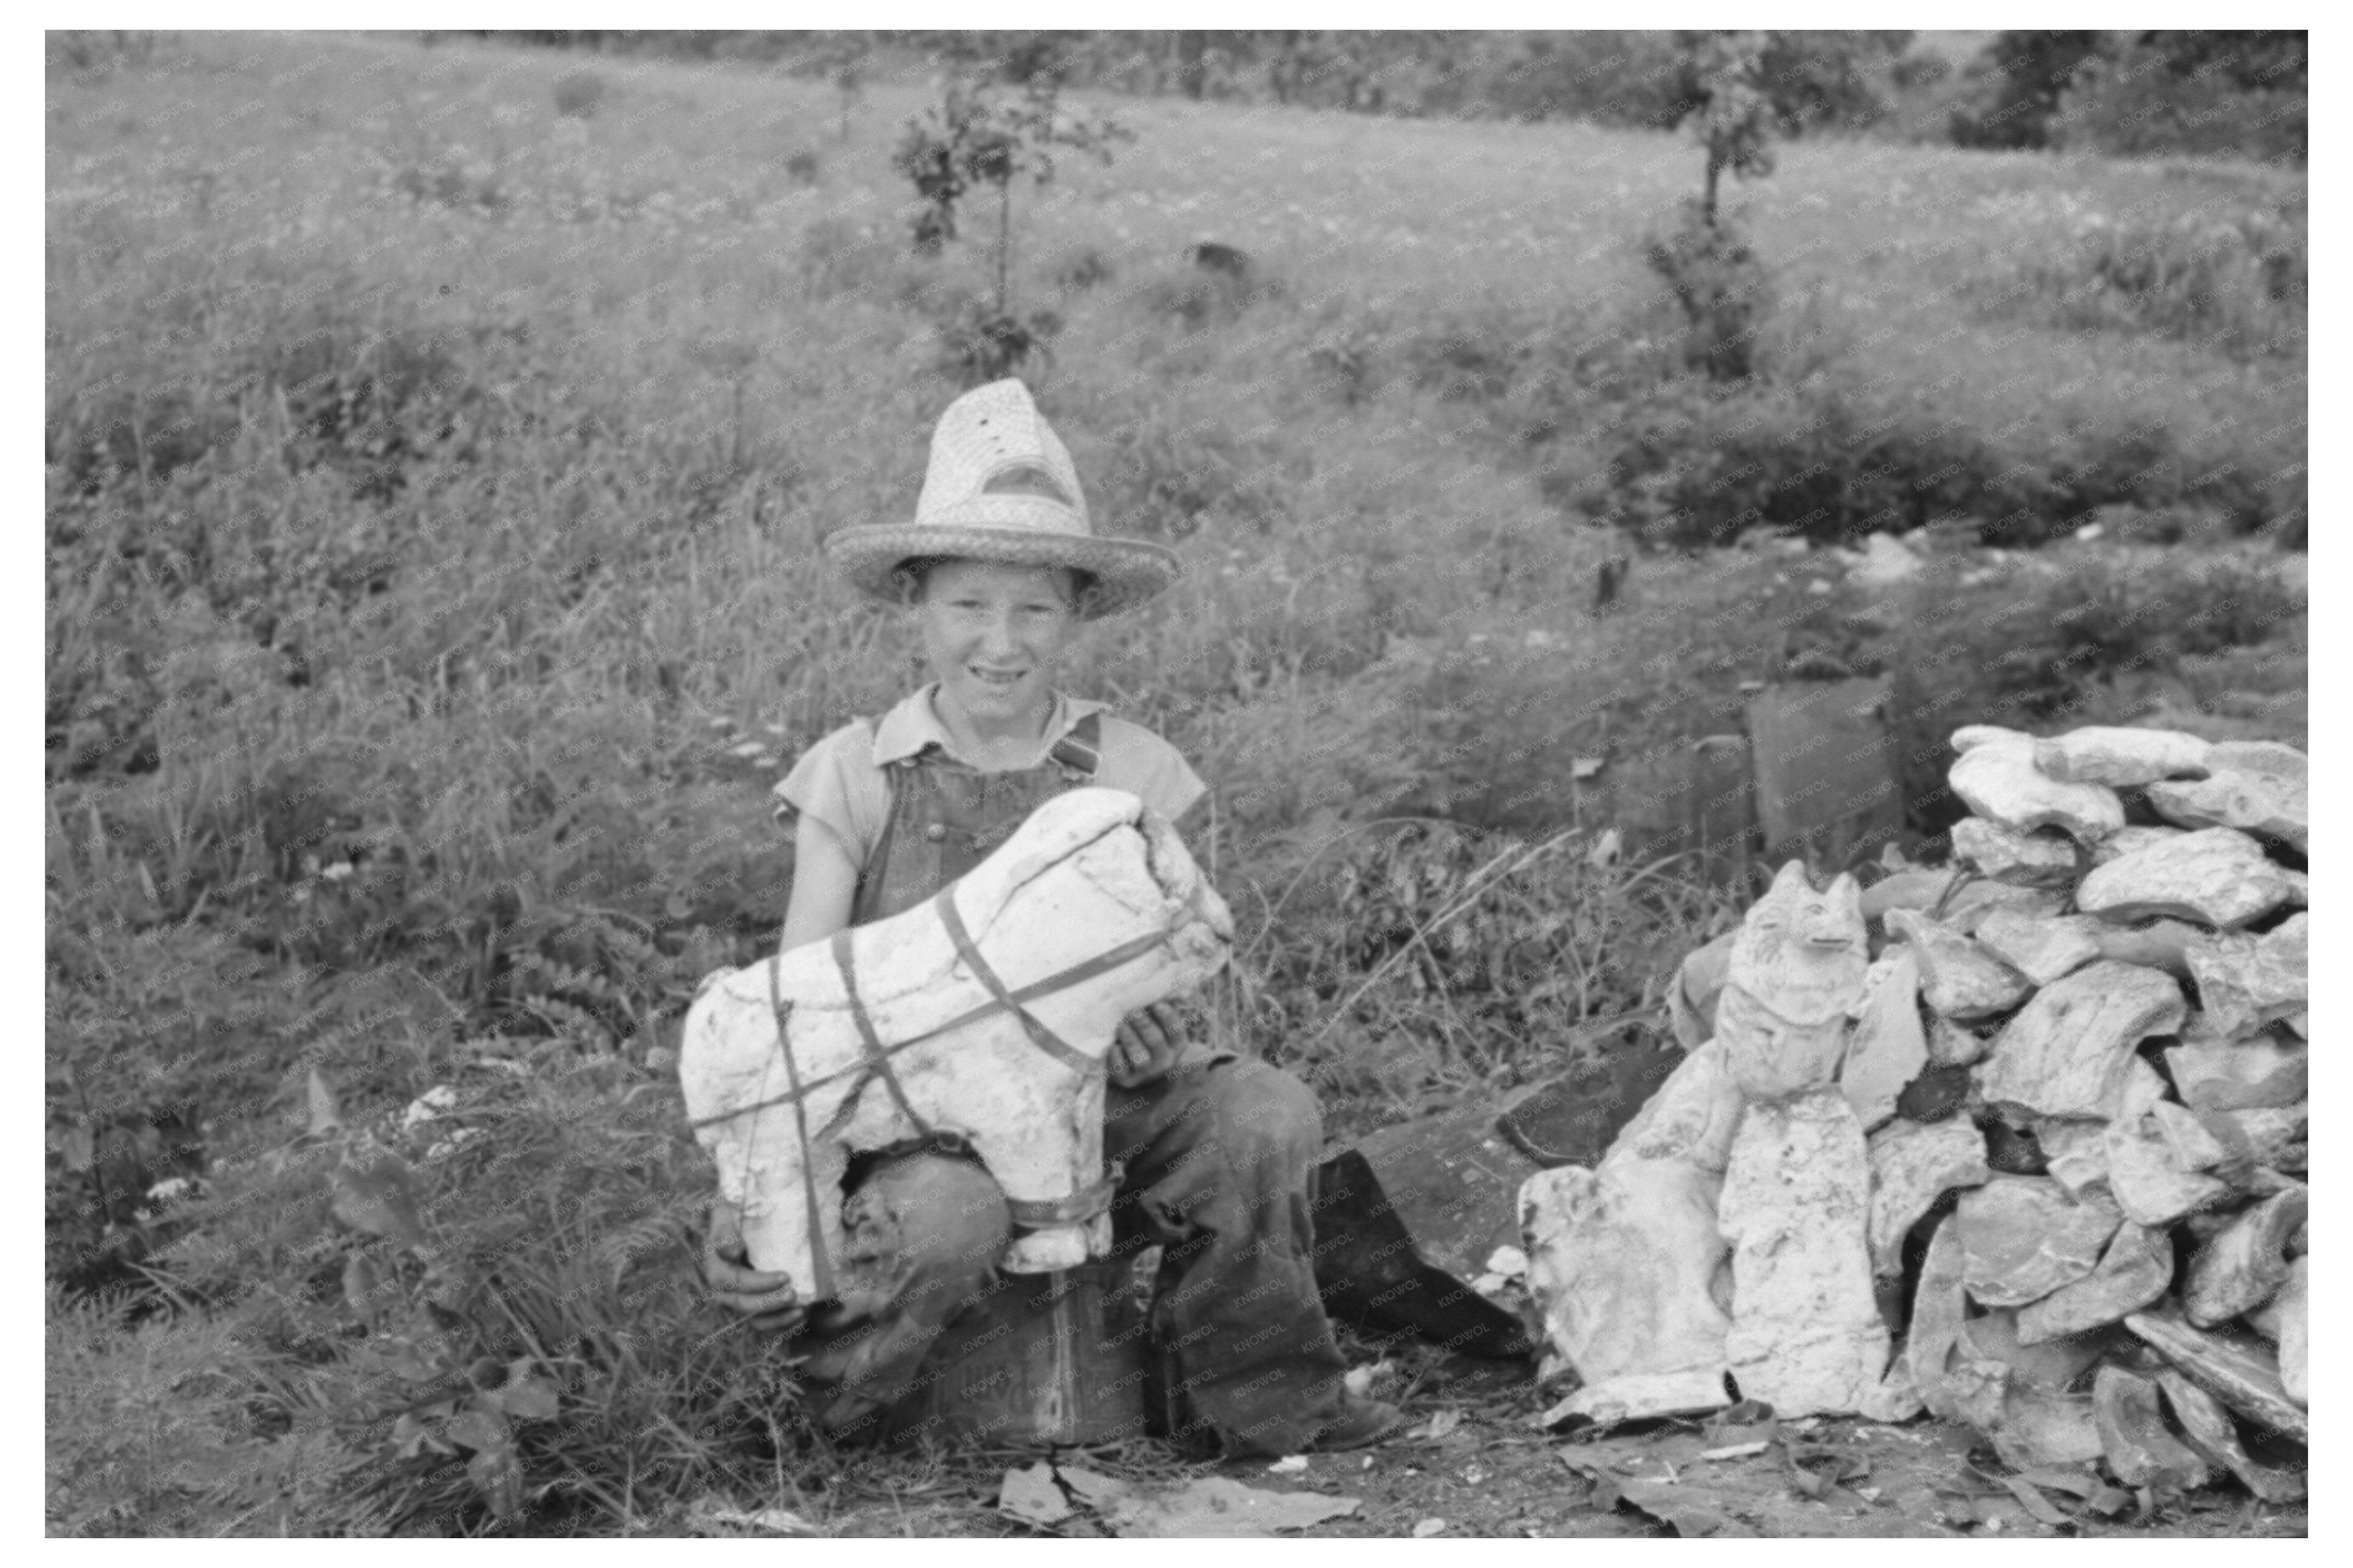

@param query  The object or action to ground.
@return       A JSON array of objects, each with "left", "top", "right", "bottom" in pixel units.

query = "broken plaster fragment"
[
  {"left": 2124, "top": 1309, "right": 2307, "bottom": 1444},
  {"left": 1864, "top": 1117, "right": 1989, "bottom": 1278},
  {"left": 2032, "top": 727, "right": 2212, "bottom": 788},
  {"left": 1949, "top": 736, "right": 2125, "bottom": 841},
  {"left": 1519, "top": 1156, "right": 1733, "bottom": 1426},
  {"left": 1954, "top": 1176, "right": 2122, "bottom": 1308},
  {"left": 1977, "top": 960, "right": 2183, "bottom": 1120},
  {"left": 2092, "top": 1366, "right": 2211, "bottom": 1492},
  {"left": 2015, "top": 1221, "right": 2173, "bottom": 1346},
  {"left": 1719, "top": 1090, "right": 1888, "bottom": 1417},
  {"left": 2075, "top": 827, "right": 2296, "bottom": 930},
  {"left": 1884, "top": 907, "right": 2029, "bottom": 1022}
]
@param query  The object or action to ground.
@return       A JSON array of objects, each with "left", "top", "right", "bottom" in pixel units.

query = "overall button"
[{"left": 923, "top": 823, "right": 947, "bottom": 843}]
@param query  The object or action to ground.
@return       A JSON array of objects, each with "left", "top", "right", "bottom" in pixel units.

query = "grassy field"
[{"left": 46, "top": 32, "right": 2306, "bottom": 1535}]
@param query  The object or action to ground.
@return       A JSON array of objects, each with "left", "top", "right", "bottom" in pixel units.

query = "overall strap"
[{"left": 1048, "top": 710, "right": 1102, "bottom": 779}]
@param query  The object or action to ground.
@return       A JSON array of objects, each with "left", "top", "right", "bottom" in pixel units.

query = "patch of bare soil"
[{"left": 712, "top": 1341, "right": 2302, "bottom": 1539}]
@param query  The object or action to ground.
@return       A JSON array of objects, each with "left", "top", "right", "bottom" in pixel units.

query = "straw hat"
[{"left": 823, "top": 378, "right": 1181, "bottom": 620}]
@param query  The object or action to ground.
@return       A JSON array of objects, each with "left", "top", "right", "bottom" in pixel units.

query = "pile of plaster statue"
[{"left": 1519, "top": 724, "right": 2308, "bottom": 1501}]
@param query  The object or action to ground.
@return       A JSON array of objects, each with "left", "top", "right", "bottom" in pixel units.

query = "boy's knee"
[{"left": 1206, "top": 1061, "right": 1322, "bottom": 1162}]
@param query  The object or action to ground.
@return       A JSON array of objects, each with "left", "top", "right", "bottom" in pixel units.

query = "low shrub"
[
  {"left": 928, "top": 299, "right": 1060, "bottom": 388},
  {"left": 1091, "top": 409, "right": 1288, "bottom": 540},
  {"left": 2053, "top": 43, "right": 2306, "bottom": 164},
  {"left": 1051, "top": 247, "right": 1113, "bottom": 293},
  {"left": 52, "top": 1041, "right": 801, "bottom": 1535},
  {"left": 1243, "top": 817, "right": 1739, "bottom": 1132},
  {"left": 552, "top": 69, "right": 608, "bottom": 119},
  {"left": 1133, "top": 264, "right": 1283, "bottom": 330},
  {"left": 1975, "top": 206, "right": 2306, "bottom": 360},
  {"left": 1642, "top": 205, "right": 1775, "bottom": 383}
]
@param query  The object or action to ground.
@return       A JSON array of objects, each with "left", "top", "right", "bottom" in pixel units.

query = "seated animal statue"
[{"left": 679, "top": 786, "right": 1233, "bottom": 1304}]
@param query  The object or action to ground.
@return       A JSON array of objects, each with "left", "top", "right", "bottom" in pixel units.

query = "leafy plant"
[
  {"left": 891, "top": 72, "right": 1131, "bottom": 383},
  {"left": 289, "top": 1069, "right": 566, "bottom": 1522},
  {"left": 1243, "top": 818, "right": 1736, "bottom": 1131},
  {"left": 1644, "top": 210, "right": 1773, "bottom": 383},
  {"left": 1685, "top": 32, "right": 1778, "bottom": 227},
  {"left": 553, "top": 69, "right": 607, "bottom": 119}
]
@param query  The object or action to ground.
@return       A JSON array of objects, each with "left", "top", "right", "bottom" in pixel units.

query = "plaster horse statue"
[{"left": 679, "top": 787, "right": 1234, "bottom": 1305}]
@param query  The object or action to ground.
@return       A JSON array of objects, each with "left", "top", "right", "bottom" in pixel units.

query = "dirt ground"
[{"left": 665, "top": 1336, "right": 2306, "bottom": 1539}]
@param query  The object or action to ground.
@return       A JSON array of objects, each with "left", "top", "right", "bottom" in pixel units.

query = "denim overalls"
[{"left": 834, "top": 711, "right": 1356, "bottom": 1456}]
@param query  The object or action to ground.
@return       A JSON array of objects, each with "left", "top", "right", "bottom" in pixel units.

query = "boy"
[{"left": 699, "top": 378, "right": 1402, "bottom": 1457}]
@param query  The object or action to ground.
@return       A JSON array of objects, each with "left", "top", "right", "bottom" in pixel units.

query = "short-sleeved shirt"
[{"left": 775, "top": 683, "right": 1210, "bottom": 869}]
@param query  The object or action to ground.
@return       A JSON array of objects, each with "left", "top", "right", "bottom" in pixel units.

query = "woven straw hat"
[{"left": 823, "top": 378, "right": 1181, "bottom": 620}]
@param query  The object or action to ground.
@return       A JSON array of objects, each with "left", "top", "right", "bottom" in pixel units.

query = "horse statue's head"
[{"left": 682, "top": 787, "right": 1234, "bottom": 1290}]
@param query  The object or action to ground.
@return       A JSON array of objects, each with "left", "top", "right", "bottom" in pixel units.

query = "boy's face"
[{"left": 915, "top": 558, "right": 1080, "bottom": 727}]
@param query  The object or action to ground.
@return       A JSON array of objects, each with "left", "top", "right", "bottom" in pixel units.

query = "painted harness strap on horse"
[{"left": 679, "top": 787, "right": 1233, "bottom": 1297}]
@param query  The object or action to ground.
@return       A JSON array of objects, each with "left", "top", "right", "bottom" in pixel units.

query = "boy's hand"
[
  {"left": 1109, "top": 1001, "right": 1187, "bottom": 1089},
  {"left": 701, "top": 1198, "right": 808, "bottom": 1332}
]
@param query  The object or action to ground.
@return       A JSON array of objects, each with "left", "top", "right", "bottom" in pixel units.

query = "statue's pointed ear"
[
  {"left": 1827, "top": 872, "right": 1863, "bottom": 920},
  {"left": 1770, "top": 860, "right": 1811, "bottom": 895}
]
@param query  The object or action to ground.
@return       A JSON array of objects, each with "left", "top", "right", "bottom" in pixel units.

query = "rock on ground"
[
  {"left": 2125, "top": 1308, "right": 2308, "bottom": 1443},
  {"left": 2106, "top": 1108, "right": 2233, "bottom": 1230},
  {"left": 1719, "top": 1092, "right": 1888, "bottom": 1417},
  {"left": 1971, "top": 909, "right": 2103, "bottom": 987},
  {"left": 2075, "top": 827, "right": 2298, "bottom": 929},
  {"left": 2035, "top": 1118, "right": 2110, "bottom": 1197},
  {"left": 2146, "top": 767, "right": 2307, "bottom": 855},
  {"left": 2149, "top": 1100, "right": 2231, "bottom": 1171},
  {"left": 1519, "top": 1157, "right": 1733, "bottom": 1425},
  {"left": 1906, "top": 1214, "right": 1973, "bottom": 1417},
  {"left": 2208, "top": 739, "right": 2307, "bottom": 781},
  {"left": 1949, "top": 736, "right": 2125, "bottom": 841},
  {"left": 1864, "top": 1117, "right": 1989, "bottom": 1276},
  {"left": 2184, "top": 1186, "right": 2307, "bottom": 1327},
  {"left": 2032, "top": 727, "right": 2212, "bottom": 787},
  {"left": 2157, "top": 1369, "right": 2306, "bottom": 1504},
  {"left": 1976, "top": 960, "right": 2184, "bottom": 1120},
  {"left": 1605, "top": 1039, "right": 1743, "bottom": 1173},
  {"left": 2211, "top": 1103, "right": 2307, "bottom": 1174},
  {"left": 2163, "top": 1035, "right": 2307, "bottom": 1112},
  {"left": 2015, "top": 1221, "right": 2173, "bottom": 1345},
  {"left": 1954, "top": 1176, "right": 2123, "bottom": 1307},
  {"left": 1960, "top": 1307, "right": 2109, "bottom": 1391},
  {"left": 1951, "top": 818, "right": 2081, "bottom": 888},
  {"left": 2183, "top": 914, "right": 2307, "bottom": 1039},
  {"left": 1841, "top": 951, "right": 1928, "bottom": 1131},
  {"left": 1885, "top": 908, "right": 2030, "bottom": 1022},
  {"left": 2093, "top": 1365, "right": 2212, "bottom": 1491},
  {"left": 1987, "top": 1380, "right": 2107, "bottom": 1470},
  {"left": 1942, "top": 880, "right": 2070, "bottom": 935},
  {"left": 2084, "top": 917, "right": 2203, "bottom": 977},
  {"left": 1951, "top": 724, "right": 2028, "bottom": 754},
  {"left": 2088, "top": 824, "right": 2186, "bottom": 867},
  {"left": 2270, "top": 1255, "right": 2309, "bottom": 1406},
  {"left": 1923, "top": 1016, "right": 1988, "bottom": 1069}
]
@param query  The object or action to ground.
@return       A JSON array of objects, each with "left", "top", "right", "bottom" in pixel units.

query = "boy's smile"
[{"left": 914, "top": 558, "right": 1080, "bottom": 751}]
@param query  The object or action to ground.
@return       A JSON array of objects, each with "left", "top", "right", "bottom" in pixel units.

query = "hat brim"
[{"left": 823, "top": 525, "right": 1181, "bottom": 620}]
